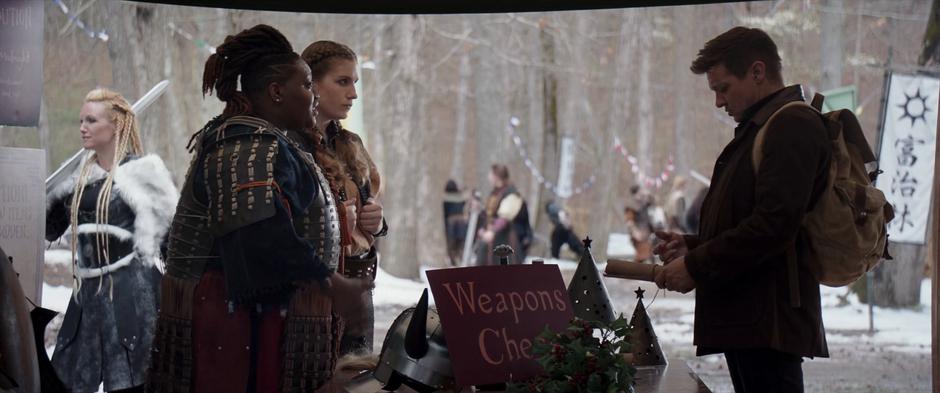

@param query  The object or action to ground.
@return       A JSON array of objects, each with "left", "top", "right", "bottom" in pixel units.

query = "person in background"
[
  {"left": 685, "top": 186, "right": 708, "bottom": 234},
  {"left": 623, "top": 206, "right": 653, "bottom": 263},
  {"left": 443, "top": 179, "right": 469, "bottom": 266},
  {"left": 664, "top": 175, "right": 689, "bottom": 232},
  {"left": 45, "top": 88, "right": 178, "bottom": 393},
  {"left": 302, "top": 40, "right": 386, "bottom": 355},
  {"left": 475, "top": 164, "right": 532, "bottom": 264},
  {"left": 545, "top": 199, "right": 584, "bottom": 260},
  {"left": 629, "top": 184, "right": 654, "bottom": 227}
]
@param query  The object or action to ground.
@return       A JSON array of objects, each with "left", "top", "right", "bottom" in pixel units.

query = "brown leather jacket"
[{"left": 683, "top": 85, "right": 831, "bottom": 358}]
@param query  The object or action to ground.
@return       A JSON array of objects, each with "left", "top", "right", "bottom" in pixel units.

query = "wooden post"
[{"left": 933, "top": 100, "right": 939, "bottom": 393}]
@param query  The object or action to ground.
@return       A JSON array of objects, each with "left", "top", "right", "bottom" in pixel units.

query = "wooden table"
[
  {"left": 322, "top": 357, "right": 712, "bottom": 393},
  {"left": 632, "top": 361, "right": 711, "bottom": 393}
]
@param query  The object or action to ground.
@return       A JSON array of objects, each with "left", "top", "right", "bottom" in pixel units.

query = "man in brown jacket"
[{"left": 654, "top": 26, "right": 830, "bottom": 392}]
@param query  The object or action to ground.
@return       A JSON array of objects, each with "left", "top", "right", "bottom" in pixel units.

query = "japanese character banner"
[{"left": 875, "top": 73, "right": 938, "bottom": 244}]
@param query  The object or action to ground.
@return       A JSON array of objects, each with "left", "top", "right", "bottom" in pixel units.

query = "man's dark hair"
[{"left": 690, "top": 26, "right": 782, "bottom": 83}]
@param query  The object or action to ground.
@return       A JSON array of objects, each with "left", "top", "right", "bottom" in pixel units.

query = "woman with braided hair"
[
  {"left": 45, "top": 88, "right": 178, "bottom": 392},
  {"left": 148, "top": 25, "right": 371, "bottom": 392},
  {"left": 301, "top": 40, "right": 386, "bottom": 355}
]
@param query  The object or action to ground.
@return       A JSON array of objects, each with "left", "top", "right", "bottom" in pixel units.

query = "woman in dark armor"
[{"left": 147, "top": 25, "right": 370, "bottom": 392}]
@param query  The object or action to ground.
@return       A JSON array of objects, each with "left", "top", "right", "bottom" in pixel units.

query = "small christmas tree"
[
  {"left": 567, "top": 237, "right": 615, "bottom": 324},
  {"left": 628, "top": 288, "right": 667, "bottom": 367}
]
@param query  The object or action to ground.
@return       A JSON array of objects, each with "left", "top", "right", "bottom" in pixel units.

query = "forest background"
[{"left": 2, "top": 0, "right": 935, "bottom": 290}]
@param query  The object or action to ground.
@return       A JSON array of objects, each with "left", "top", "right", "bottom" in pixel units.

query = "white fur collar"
[
  {"left": 47, "top": 154, "right": 179, "bottom": 269},
  {"left": 112, "top": 154, "right": 179, "bottom": 269}
]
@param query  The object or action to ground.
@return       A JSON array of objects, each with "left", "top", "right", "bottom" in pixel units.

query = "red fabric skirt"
[{"left": 191, "top": 269, "right": 285, "bottom": 393}]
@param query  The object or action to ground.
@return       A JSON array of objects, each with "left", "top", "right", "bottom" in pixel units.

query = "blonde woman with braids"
[
  {"left": 302, "top": 40, "right": 385, "bottom": 355},
  {"left": 45, "top": 88, "right": 178, "bottom": 393}
]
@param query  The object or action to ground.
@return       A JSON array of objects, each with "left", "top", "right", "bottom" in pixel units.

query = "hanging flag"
[
  {"left": 875, "top": 73, "right": 939, "bottom": 244},
  {"left": 0, "top": 0, "right": 43, "bottom": 127},
  {"left": 556, "top": 136, "right": 575, "bottom": 199}
]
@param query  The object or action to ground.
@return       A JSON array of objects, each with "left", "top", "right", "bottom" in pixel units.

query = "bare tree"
[
  {"left": 821, "top": 0, "right": 846, "bottom": 90},
  {"left": 378, "top": 15, "right": 423, "bottom": 279}
]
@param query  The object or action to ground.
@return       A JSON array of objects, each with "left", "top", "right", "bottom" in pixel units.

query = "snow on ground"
[
  {"left": 606, "top": 232, "right": 636, "bottom": 259},
  {"left": 374, "top": 257, "right": 931, "bottom": 353},
  {"left": 44, "top": 248, "right": 72, "bottom": 267},
  {"left": 374, "top": 266, "right": 430, "bottom": 306},
  {"left": 42, "top": 282, "right": 72, "bottom": 313},
  {"left": 820, "top": 280, "right": 931, "bottom": 352}
]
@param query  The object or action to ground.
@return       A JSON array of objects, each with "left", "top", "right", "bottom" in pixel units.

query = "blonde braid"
[{"left": 68, "top": 153, "right": 95, "bottom": 299}]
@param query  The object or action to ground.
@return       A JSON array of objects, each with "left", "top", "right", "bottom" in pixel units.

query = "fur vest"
[{"left": 46, "top": 154, "right": 179, "bottom": 269}]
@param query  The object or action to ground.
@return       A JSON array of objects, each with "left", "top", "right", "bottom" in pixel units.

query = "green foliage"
[{"left": 507, "top": 315, "right": 636, "bottom": 393}]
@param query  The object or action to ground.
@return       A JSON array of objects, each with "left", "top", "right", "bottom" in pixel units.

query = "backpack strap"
[
  {"left": 751, "top": 98, "right": 821, "bottom": 309},
  {"left": 809, "top": 92, "right": 825, "bottom": 111},
  {"left": 751, "top": 100, "right": 816, "bottom": 174}
]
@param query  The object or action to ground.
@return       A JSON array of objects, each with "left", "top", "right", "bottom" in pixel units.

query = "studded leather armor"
[{"left": 163, "top": 116, "right": 340, "bottom": 280}]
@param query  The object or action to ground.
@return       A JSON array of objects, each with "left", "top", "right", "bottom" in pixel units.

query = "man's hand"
[
  {"left": 653, "top": 231, "right": 688, "bottom": 264},
  {"left": 654, "top": 256, "right": 696, "bottom": 293},
  {"left": 359, "top": 198, "right": 384, "bottom": 234},
  {"left": 327, "top": 272, "right": 374, "bottom": 336}
]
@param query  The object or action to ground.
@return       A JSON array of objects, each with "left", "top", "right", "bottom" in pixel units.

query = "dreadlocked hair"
[
  {"left": 202, "top": 24, "right": 302, "bottom": 118},
  {"left": 69, "top": 88, "right": 143, "bottom": 299}
]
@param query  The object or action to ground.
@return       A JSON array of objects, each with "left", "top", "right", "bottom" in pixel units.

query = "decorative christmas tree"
[
  {"left": 629, "top": 287, "right": 667, "bottom": 367},
  {"left": 567, "top": 237, "right": 615, "bottom": 324}
]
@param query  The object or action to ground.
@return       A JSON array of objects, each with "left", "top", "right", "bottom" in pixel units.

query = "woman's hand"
[
  {"left": 359, "top": 198, "right": 384, "bottom": 234},
  {"left": 327, "top": 272, "right": 374, "bottom": 335}
]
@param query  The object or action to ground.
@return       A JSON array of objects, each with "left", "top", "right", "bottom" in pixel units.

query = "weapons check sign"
[{"left": 426, "top": 264, "right": 574, "bottom": 386}]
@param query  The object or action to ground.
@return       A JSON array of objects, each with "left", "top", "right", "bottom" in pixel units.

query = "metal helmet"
[{"left": 372, "top": 289, "right": 455, "bottom": 392}]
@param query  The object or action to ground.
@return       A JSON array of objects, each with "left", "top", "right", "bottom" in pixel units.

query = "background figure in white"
[{"left": 665, "top": 176, "right": 689, "bottom": 233}]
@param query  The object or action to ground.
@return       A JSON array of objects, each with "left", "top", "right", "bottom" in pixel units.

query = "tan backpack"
[{"left": 753, "top": 93, "right": 894, "bottom": 288}]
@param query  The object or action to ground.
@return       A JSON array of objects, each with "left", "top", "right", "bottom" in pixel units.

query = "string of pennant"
[
  {"left": 53, "top": 0, "right": 109, "bottom": 42},
  {"left": 50, "top": 4, "right": 215, "bottom": 55},
  {"left": 506, "top": 117, "right": 596, "bottom": 198},
  {"left": 505, "top": 117, "right": 676, "bottom": 196},
  {"left": 612, "top": 136, "right": 675, "bottom": 189},
  {"left": 167, "top": 22, "right": 217, "bottom": 54}
]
